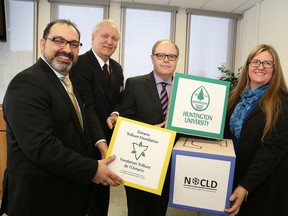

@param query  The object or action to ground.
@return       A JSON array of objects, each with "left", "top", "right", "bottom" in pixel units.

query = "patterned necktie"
[
  {"left": 103, "top": 63, "right": 110, "bottom": 83},
  {"left": 62, "top": 77, "right": 83, "bottom": 129},
  {"left": 160, "top": 82, "right": 169, "bottom": 116}
]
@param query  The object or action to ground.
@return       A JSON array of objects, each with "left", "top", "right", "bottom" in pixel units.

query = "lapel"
[
  {"left": 244, "top": 103, "right": 261, "bottom": 124},
  {"left": 87, "top": 50, "right": 113, "bottom": 103},
  {"left": 145, "top": 72, "right": 165, "bottom": 118},
  {"left": 38, "top": 59, "right": 87, "bottom": 141}
]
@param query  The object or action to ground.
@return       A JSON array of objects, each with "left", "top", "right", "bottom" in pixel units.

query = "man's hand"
[
  {"left": 155, "top": 121, "right": 166, "bottom": 128},
  {"left": 107, "top": 113, "right": 118, "bottom": 129},
  {"left": 91, "top": 155, "right": 124, "bottom": 186},
  {"left": 97, "top": 141, "right": 108, "bottom": 159}
]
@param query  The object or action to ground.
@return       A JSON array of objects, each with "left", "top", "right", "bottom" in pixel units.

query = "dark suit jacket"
[
  {"left": 70, "top": 49, "right": 124, "bottom": 145},
  {"left": 119, "top": 72, "right": 170, "bottom": 215},
  {"left": 0, "top": 58, "right": 98, "bottom": 216},
  {"left": 120, "top": 72, "right": 166, "bottom": 124},
  {"left": 225, "top": 93, "right": 288, "bottom": 215}
]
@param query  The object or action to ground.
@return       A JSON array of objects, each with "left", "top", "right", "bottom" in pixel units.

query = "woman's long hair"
[{"left": 228, "top": 44, "right": 288, "bottom": 140}]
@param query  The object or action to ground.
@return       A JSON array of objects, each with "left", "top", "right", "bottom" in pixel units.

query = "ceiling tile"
[
  {"left": 110, "top": 0, "right": 262, "bottom": 14},
  {"left": 202, "top": 0, "right": 261, "bottom": 13},
  {"left": 169, "top": 0, "right": 208, "bottom": 9}
]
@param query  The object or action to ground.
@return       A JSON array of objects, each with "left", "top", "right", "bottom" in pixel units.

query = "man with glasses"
[
  {"left": 107, "top": 39, "right": 179, "bottom": 216},
  {"left": 70, "top": 19, "right": 124, "bottom": 216},
  {"left": 0, "top": 19, "right": 123, "bottom": 216}
]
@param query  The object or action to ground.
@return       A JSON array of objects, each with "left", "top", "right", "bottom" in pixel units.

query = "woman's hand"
[{"left": 224, "top": 185, "right": 247, "bottom": 216}]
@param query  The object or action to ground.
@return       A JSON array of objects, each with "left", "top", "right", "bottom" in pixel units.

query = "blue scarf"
[{"left": 230, "top": 84, "right": 268, "bottom": 148}]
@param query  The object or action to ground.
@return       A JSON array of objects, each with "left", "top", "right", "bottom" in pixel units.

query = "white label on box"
[
  {"left": 171, "top": 78, "right": 227, "bottom": 134},
  {"left": 173, "top": 154, "right": 231, "bottom": 211}
]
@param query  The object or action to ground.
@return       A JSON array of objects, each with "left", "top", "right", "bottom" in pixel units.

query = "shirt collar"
[
  {"left": 153, "top": 71, "right": 173, "bottom": 86},
  {"left": 92, "top": 49, "right": 110, "bottom": 68}
]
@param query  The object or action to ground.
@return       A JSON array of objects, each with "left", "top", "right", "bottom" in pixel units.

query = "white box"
[{"left": 169, "top": 136, "right": 235, "bottom": 215}]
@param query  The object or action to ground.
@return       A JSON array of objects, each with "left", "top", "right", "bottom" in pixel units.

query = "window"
[
  {"left": 187, "top": 10, "right": 240, "bottom": 79},
  {"left": 0, "top": 0, "right": 36, "bottom": 102},
  {"left": 51, "top": 2, "right": 107, "bottom": 54},
  {"left": 121, "top": 4, "right": 178, "bottom": 79}
]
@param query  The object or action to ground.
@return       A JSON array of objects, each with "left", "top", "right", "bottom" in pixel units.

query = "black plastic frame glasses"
[
  {"left": 153, "top": 53, "right": 178, "bottom": 61},
  {"left": 45, "top": 37, "right": 83, "bottom": 49},
  {"left": 249, "top": 59, "right": 274, "bottom": 69}
]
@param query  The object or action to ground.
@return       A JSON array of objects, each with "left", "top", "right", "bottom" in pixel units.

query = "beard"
[
  {"left": 43, "top": 50, "right": 74, "bottom": 73},
  {"left": 51, "top": 58, "right": 73, "bottom": 73}
]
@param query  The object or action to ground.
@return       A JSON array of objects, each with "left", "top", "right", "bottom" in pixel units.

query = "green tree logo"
[
  {"left": 197, "top": 88, "right": 205, "bottom": 101},
  {"left": 191, "top": 86, "right": 210, "bottom": 111}
]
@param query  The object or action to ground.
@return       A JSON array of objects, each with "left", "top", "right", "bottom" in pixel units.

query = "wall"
[
  {"left": 236, "top": 0, "right": 288, "bottom": 81},
  {"left": 35, "top": 0, "right": 288, "bottom": 80},
  {"left": 1, "top": 0, "right": 288, "bottom": 102},
  {"left": 36, "top": 1, "right": 187, "bottom": 74}
]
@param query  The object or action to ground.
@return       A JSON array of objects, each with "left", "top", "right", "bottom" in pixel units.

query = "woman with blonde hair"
[{"left": 224, "top": 44, "right": 288, "bottom": 216}]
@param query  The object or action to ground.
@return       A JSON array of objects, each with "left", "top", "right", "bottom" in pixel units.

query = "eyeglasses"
[
  {"left": 153, "top": 53, "right": 178, "bottom": 61},
  {"left": 100, "top": 34, "right": 119, "bottom": 42},
  {"left": 45, "top": 37, "right": 82, "bottom": 49},
  {"left": 249, "top": 59, "right": 274, "bottom": 69}
]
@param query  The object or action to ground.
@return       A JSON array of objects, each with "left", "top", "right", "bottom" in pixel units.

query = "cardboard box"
[
  {"left": 169, "top": 136, "right": 235, "bottom": 215},
  {"left": 166, "top": 73, "right": 230, "bottom": 139}
]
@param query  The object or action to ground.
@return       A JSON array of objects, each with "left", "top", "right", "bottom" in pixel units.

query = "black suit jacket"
[
  {"left": 120, "top": 72, "right": 166, "bottom": 124},
  {"left": 70, "top": 49, "right": 124, "bottom": 144},
  {"left": 225, "top": 93, "right": 288, "bottom": 215},
  {"left": 0, "top": 58, "right": 98, "bottom": 216},
  {"left": 119, "top": 72, "right": 171, "bottom": 215}
]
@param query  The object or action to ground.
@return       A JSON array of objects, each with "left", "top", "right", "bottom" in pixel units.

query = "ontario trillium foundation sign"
[
  {"left": 106, "top": 117, "right": 176, "bottom": 195},
  {"left": 166, "top": 73, "right": 230, "bottom": 139}
]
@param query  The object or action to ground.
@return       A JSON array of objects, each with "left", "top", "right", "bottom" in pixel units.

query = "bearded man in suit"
[{"left": 0, "top": 19, "right": 122, "bottom": 216}]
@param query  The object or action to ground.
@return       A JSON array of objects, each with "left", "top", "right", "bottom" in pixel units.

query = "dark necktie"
[
  {"left": 160, "top": 82, "right": 169, "bottom": 116},
  {"left": 62, "top": 77, "right": 83, "bottom": 129},
  {"left": 103, "top": 63, "right": 110, "bottom": 83}
]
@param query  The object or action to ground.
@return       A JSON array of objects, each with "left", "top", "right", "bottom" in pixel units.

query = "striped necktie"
[
  {"left": 62, "top": 77, "right": 83, "bottom": 129},
  {"left": 160, "top": 82, "right": 169, "bottom": 116}
]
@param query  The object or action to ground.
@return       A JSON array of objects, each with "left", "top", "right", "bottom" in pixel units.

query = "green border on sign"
[{"left": 166, "top": 72, "right": 230, "bottom": 139}]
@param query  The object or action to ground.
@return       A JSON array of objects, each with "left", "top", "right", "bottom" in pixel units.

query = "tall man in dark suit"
[
  {"left": 107, "top": 39, "right": 179, "bottom": 216},
  {"left": 0, "top": 19, "right": 123, "bottom": 216},
  {"left": 70, "top": 19, "right": 124, "bottom": 216}
]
